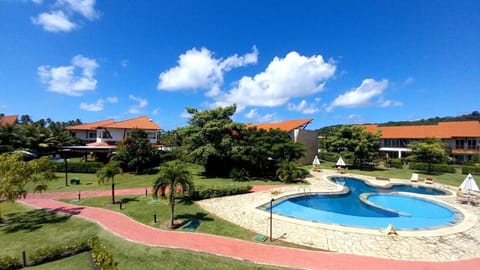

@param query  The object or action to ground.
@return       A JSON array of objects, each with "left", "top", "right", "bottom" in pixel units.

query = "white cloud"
[
  {"left": 214, "top": 51, "right": 336, "bottom": 110},
  {"left": 80, "top": 99, "right": 103, "bottom": 111},
  {"left": 58, "top": 0, "right": 99, "bottom": 20},
  {"left": 157, "top": 46, "right": 258, "bottom": 96},
  {"left": 31, "top": 11, "right": 76, "bottom": 32},
  {"left": 128, "top": 95, "right": 148, "bottom": 114},
  {"left": 379, "top": 99, "right": 403, "bottom": 108},
  {"left": 120, "top": 59, "right": 128, "bottom": 68},
  {"left": 287, "top": 99, "right": 320, "bottom": 114},
  {"left": 327, "top": 79, "right": 388, "bottom": 111},
  {"left": 244, "top": 109, "right": 278, "bottom": 123},
  {"left": 347, "top": 114, "right": 365, "bottom": 123},
  {"left": 31, "top": 0, "right": 99, "bottom": 32},
  {"left": 152, "top": 108, "right": 159, "bottom": 115},
  {"left": 106, "top": 96, "right": 118, "bottom": 103},
  {"left": 38, "top": 54, "right": 98, "bottom": 96}
]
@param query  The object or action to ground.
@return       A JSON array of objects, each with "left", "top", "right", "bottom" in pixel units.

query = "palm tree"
[
  {"left": 97, "top": 161, "right": 121, "bottom": 204},
  {"left": 276, "top": 161, "right": 308, "bottom": 183},
  {"left": 153, "top": 161, "right": 194, "bottom": 228}
]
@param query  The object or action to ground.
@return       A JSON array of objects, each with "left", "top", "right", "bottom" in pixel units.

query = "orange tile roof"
[
  {"left": 0, "top": 115, "right": 18, "bottom": 126},
  {"left": 362, "top": 121, "right": 480, "bottom": 139},
  {"left": 249, "top": 119, "right": 313, "bottom": 133},
  {"left": 101, "top": 116, "right": 161, "bottom": 130},
  {"left": 87, "top": 141, "right": 117, "bottom": 146},
  {"left": 66, "top": 119, "right": 115, "bottom": 130}
]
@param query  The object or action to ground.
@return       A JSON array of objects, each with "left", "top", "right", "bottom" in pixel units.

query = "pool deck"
[{"left": 198, "top": 169, "right": 480, "bottom": 261}]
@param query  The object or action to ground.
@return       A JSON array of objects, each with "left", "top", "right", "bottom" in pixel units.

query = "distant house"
[
  {"left": 66, "top": 116, "right": 162, "bottom": 146},
  {"left": 0, "top": 115, "right": 18, "bottom": 127},
  {"left": 362, "top": 121, "right": 480, "bottom": 163},
  {"left": 248, "top": 119, "right": 318, "bottom": 165}
]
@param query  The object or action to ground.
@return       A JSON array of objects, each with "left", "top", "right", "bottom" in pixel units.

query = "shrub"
[
  {"left": 88, "top": 237, "right": 117, "bottom": 270},
  {"left": 409, "top": 162, "right": 455, "bottom": 173},
  {"left": 192, "top": 185, "right": 252, "bottom": 200},
  {"left": 52, "top": 161, "right": 104, "bottom": 173},
  {"left": 388, "top": 158, "right": 403, "bottom": 169},
  {"left": 461, "top": 166, "right": 480, "bottom": 175},
  {"left": 229, "top": 168, "right": 250, "bottom": 182},
  {"left": 29, "top": 238, "right": 91, "bottom": 265},
  {"left": 0, "top": 255, "right": 22, "bottom": 270},
  {"left": 320, "top": 152, "right": 337, "bottom": 162}
]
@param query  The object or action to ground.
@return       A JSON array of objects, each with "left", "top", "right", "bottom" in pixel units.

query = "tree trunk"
[
  {"left": 111, "top": 177, "right": 116, "bottom": 204},
  {"left": 169, "top": 201, "right": 175, "bottom": 228}
]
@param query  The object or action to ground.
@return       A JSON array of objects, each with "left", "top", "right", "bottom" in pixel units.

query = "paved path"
[{"left": 20, "top": 188, "right": 480, "bottom": 270}]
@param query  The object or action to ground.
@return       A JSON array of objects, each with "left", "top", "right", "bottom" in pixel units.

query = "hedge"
[
  {"left": 52, "top": 161, "right": 104, "bottom": 173},
  {"left": 192, "top": 185, "right": 252, "bottom": 200},
  {"left": 408, "top": 162, "right": 455, "bottom": 173},
  {"left": 0, "top": 236, "right": 116, "bottom": 270},
  {"left": 461, "top": 166, "right": 480, "bottom": 175},
  {"left": 388, "top": 158, "right": 403, "bottom": 169},
  {"left": 319, "top": 152, "right": 337, "bottom": 163}
]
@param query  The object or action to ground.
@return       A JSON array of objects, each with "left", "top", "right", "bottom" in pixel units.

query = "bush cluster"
[
  {"left": 52, "top": 161, "right": 104, "bottom": 173},
  {"left": 319, "top": 152, "right": 337, "bottom": 162},
  {"left": 0, "top": 236, "right": 116, "bottom": 270},
  {"left": 0, "top": 256, "right": 21, "bottom": 270},
  {"left": 192, "top": 185, "right": 252, "bottom": 200},
  {"left": 461, "top": 166, "right": 480, "bottom": 175},
  {"left": 409, "top": 162, "right": 455, "bottom": 173},
  {"left": 387, "top": 158, "right": 404, "bottom": 169}
]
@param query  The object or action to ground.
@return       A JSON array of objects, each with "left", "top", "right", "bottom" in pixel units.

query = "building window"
[
  {"left": 88, "top": 132, "right": 96, "bottom": 139},
  {"left": 467, "top": 139, "right": 476, "bottom": 150},
  {"left": 456, "top": 139, "right": 465, "bottom": 149}
]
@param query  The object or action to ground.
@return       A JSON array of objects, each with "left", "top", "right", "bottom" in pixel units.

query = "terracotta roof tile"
[
  {"left": 101, "top": 116, "right": 161, "bottom": 130},
  {"left": 249, "top": 119, "right": 313, "bottom": 133},
  {"left": 362, "top": 121, "right": 480, "bottom": 139},
  {"left": 66, "top": 119, "right": 115, "bottom": 130},
  {"left": 0, "top": 115, "right": 18, "bottom": 126}
]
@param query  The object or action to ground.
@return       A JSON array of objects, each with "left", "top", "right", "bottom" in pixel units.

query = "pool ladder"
[{"left": 298, "top": 187, "right": 312, "bottom": 195}]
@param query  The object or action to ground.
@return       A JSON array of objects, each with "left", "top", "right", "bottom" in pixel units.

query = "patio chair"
[
  {"left": 410, "top": 173, "right": 419, "bottom": 182},
  {"left": 425, "top": 176, "right": 434, "bottom": 184},
  {"left": 471, "top": 193, "right": 480, "bottom": 206},
  {"left": 456, "top": 189, "right": 469, "bottom": 204}
]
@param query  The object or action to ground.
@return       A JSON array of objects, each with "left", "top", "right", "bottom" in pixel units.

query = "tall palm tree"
[
  {"left": 97, "top": 161, "right": 121, "bottom": 204},
  {"left": 153, "top": 161, "right": 194, "bottom": 228}
]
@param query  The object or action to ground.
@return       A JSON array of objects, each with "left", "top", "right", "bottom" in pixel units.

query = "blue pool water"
[{"left": 269, "top": 177, "right": 459, "bottom": 230}]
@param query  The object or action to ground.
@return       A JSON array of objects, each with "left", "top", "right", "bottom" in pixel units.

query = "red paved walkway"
[{"left": 20, "top": 188, "right": 480, "bottom": 270}]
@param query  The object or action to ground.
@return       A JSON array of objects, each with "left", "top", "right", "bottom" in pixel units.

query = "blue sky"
[{"left": 1, "top": 0, "right": 479, "bottom": 130}]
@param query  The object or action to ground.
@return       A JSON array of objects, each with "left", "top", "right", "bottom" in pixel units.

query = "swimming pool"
[{"left": 268, "top": 177, "right": 461, "bottom": 230}]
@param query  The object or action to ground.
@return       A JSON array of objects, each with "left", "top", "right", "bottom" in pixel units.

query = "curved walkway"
[{"left": 20, "top": 188, "right": 480, "bottom": 270}]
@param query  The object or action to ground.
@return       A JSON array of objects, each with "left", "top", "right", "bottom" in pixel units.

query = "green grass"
[
  {"left": 31, "top": 162, "right": 283, "bottom": 194},
  {"left": 26, "top": 252, "right": 92, "bottom": 270},
  {"left": 0, "top": 202, "right": 290, "bottom": 270},
  {"left": 65, "top": 194, "right": 257, "bottom": 241}
]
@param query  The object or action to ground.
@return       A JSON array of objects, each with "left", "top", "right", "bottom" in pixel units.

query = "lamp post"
[
  {"left": 61, "top": 149, "right": 71, "bottom": 186},
  {"left": 270, "top": 198, "right": 275, "bottom": 242}
]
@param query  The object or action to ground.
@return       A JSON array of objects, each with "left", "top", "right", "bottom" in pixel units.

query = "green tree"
[
  {"left": 177, "top": 105, "right": 244, "bottom": 176},
  {"left": 114, "top": 129, "right": 160, "bottom": 174},
  {"left": 325, "top": 125, "right": 381, "bottom": 168},
  {"left": 233, "top": 127, "right": 306, "bottom": 177},
  {"left": 152, "top": 161, "right": 194, "bottom": 228},
  {"left": 0, "top": 152, "right": 55, "bottom": 222},
  {"left": 97, "top": 161, "right": 121, "bottom": 204},
  {"left": 408, "top": 138, "right": 449, "bottom": 172}
]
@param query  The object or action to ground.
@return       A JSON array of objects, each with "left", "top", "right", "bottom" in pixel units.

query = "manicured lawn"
[
  {"left": 64, "top": 194, "right": 257, "bottom": 241},
  {"left": 27, "top": 252, "right": 92, "bottom": 270},
  {"left": 30, "top": 162, "right": 282, "bottom": 193},
  {"left": 0, "top": 202, "right": 288, "bottom": 270}
]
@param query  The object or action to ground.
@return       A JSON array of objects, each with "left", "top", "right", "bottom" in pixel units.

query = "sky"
[{"left": 1, "top": 0, "right": 479, "bottom": 130}]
